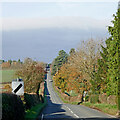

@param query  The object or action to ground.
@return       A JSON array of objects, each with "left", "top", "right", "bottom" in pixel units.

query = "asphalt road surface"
[{"left": 38, "top": 71, "right": 119, "bottom": 120}]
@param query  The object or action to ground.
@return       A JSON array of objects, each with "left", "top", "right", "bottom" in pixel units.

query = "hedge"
[
  {"left": 2, "top": 80, "right": 47, "bottom": 120},
  {"left": 24, "top": 93, "right": 40, "bottom": 110},
  {"left": 2, "top": 93, "right": 25, "bottom": 120},
  {"left": 25, "top": 81, "right": 47, "bottom": 119},
  {"left": 25, "top": 95, "right": 47, "bottom": 120}
]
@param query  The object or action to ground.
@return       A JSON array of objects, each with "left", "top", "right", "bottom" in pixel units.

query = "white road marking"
[
  {"left": 74, "top": 114, "right": 79, "bottom": 118},
  {"left": 47, "top": 72, "right": 79, "bottom": 118},
  {"left": 70, "top": 110, "right": 73, "bottom": 113},
  {"left": 41, "top": 114, "right": 44, "bottom": 120},
  {"left": 65, "top": 106, "right": 79, "bottom": 118},
  {"left": 66, "top": 106, "right": 71, "bottom": 110},
  {"left": 68, "top": 108, "right": 71, "bottom": 111}
]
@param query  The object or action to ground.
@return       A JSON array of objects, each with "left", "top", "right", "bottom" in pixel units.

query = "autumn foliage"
[
  {"left": 16, "top": 58, "right": 46, "bottom": 93},
  {"left": 53, "top": 39, "right": 101, "bottom": 96}
]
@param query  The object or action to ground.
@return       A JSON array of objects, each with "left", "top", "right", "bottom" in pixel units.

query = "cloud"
[
  {"left": 2, "top": 26, "right": 108, "bottom": 63},
  {"left": 2, "top": 16, "right": 111, "bottom": 31}
]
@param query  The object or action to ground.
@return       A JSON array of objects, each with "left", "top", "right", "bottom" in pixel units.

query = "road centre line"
[{"left": 67, "top": 107, "right": 71, "bottom": 111}]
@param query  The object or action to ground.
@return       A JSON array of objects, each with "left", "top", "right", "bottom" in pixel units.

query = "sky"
[{"left": 1, "top": 1, "right": 118, "bottom": 63}]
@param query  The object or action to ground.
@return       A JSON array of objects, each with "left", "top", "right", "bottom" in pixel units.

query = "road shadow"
[
  {"left": 38, "top": 118, "right": 120, "bottom": 120},
  {"left": 37, "top": 81, "right": 73, "bottom": 120}
]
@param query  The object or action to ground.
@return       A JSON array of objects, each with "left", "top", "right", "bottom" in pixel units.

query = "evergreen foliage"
[
  {"left": 106, "top": 8, "right": 120, "bottom": 113},
  {"left": 96, "top": 7, "right": 120, "bottom": 96},
  {"left": 51, "top": 50, "right": 68, "bottom": 76},
  {"left": 95, "top": 6, "right": 120, "bottom": 114},
  {"left": 69, "top": 48, "right": 75, "bottom": 56}
]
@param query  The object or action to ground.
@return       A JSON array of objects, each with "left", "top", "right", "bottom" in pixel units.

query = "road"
[{"left": 38, "top": 71, "right": 119, "bottom": 120}]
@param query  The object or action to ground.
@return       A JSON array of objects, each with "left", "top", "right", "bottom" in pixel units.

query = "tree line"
[
  {"left": 0, "top": 59, "right": 22, "bottom": 64},
  {"left": 51, "top": 5, "right": 120, "bottom": 113}
]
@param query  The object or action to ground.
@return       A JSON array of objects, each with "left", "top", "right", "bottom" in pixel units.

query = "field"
[{"left": 2, "top": 70, "right": 16, "bottom": 83}]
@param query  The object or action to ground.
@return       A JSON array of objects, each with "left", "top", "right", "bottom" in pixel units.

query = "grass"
[
  {"left": 81, "top": 102, "right": 117, "bottom": 115},
  {"left": 25, "top": 96, "right": 47, "bottom": 120},
  {"left": 2, "top": 70, "right": 16, "bottom": 83}
]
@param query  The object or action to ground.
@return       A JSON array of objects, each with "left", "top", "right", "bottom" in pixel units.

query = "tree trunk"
[{"left": 36, "top": 83, "right": 40, "bottom": 100}]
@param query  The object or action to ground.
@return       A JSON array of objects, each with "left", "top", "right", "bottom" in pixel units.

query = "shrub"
[
  {"left": 2, "top": 93, "right": 25, "bottom": 120},
  {"left": 90, "top": 94, "right": 99, "bottom": 103},
  {"left": 24, "top": 93, "right": 40, "bottom": 110}
]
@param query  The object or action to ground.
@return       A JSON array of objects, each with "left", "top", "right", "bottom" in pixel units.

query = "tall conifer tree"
[
  {"left": 96, "top": 2, "right": 120, "bottom": 115},
  {"left": 107, "top": 4, "right": 120, "bottom": 116}
]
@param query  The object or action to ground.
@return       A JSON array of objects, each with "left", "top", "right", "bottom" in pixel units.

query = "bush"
[
  {"left": 24, "top": 93, "right": 40, "bottom": 110},
  {"left": 90, "top": 94, "right": 99, "bottom": 103},
  {"left": 2, "top": 93, "right": 25, "bottom": 120}
]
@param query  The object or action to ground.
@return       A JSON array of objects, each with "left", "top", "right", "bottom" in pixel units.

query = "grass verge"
[
  {"left": 52, "top": 82, "right": 78, "bottom": 105},
  {"left": 25, "top": 95, "right": 47, "bottom": 120},
  {"left": 81, "top": 102, "right": 117, "bottom": 116}
]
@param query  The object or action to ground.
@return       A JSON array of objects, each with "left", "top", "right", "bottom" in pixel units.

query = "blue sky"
[{"left": 1, "top": 2, "right": 118, "bottom": 63}]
